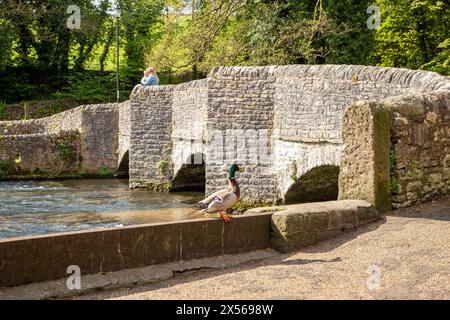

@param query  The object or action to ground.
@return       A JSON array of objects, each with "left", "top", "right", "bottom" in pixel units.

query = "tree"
[
  {"left": 373, "top": 0, "right": 450, "bottom": 74},
  {"left": 146, "top": 0, "right": 246, "bottom": 80}
]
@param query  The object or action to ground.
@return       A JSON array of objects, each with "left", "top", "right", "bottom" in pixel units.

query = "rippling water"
[{"left": 0, "top": 179, "right": 206, "bottom": 239}]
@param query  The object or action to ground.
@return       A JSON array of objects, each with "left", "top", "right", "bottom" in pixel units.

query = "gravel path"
[{"left": 75, "top": 198, "right": 450, "bottom": 300}]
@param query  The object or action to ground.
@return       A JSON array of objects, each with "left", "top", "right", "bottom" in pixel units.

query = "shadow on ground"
[
  {"left": 388, "top": 196, "right": 450, "bottom": 221},
  {"left": 297, "top": 218, "right": 387, "bottom": 254}
]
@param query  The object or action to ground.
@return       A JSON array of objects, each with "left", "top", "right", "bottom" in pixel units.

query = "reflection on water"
[{"left": 0, "top": 179, "right": 206, "bottom": 239}]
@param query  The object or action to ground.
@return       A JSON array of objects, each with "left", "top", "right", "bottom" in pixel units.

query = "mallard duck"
[{"left": 199, "top": 164, "right": 240, "bottom": 223}]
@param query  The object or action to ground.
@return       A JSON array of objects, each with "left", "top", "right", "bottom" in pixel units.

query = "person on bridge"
[{"left": 141, "top": 67, "right": 160, "bottom": 86}]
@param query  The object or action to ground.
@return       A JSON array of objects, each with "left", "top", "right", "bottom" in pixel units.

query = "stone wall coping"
[
  {"left": 380, "top": 90, "right": 450, "bottom": 117},
  {"left": 0, "top": 130, "right": 79, "bottom": 139},
  {"left": 131, "top": 79, "right": 208, "bottom": 99},
  {"left": 248, "top": 199, "right": 376, "bottom": 217},
  {"left": 0, "top": 103, "right": 117, "bottom": 127},
  {"left": 129, "top": 65, "right": 449, "bottom": 102},
  {"left": 209, "top": 65, "right": 450, "bottom": 93},
  {"left": 349, "top": 89, "right": 450, "bottom": 124},
  {"left": 266, "top": 200, "right": 380, "bottom": 252}
]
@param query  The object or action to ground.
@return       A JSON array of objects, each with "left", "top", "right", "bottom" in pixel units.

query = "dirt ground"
[{"left": 74, "top": 198, "right": 450, "bottom": 300}]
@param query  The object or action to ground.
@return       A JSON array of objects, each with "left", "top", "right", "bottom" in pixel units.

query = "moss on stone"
[
  {"left": 227, "top": 200, "right": 277, "bottom": 214},
  {"left": 96, "top": 166, "right": 114, "bottom": 178},
  {"left": 372, "top": 104, "right": 392, "bottom": 213}
]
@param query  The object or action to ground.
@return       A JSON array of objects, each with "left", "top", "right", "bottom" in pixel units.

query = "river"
[{"left": 0, "top": 179, "right": 206, "bottom": 239}]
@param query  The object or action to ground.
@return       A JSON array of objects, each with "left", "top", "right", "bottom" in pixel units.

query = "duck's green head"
[{"left": 228, "top": 164, "right": 240, "bottom": 179}]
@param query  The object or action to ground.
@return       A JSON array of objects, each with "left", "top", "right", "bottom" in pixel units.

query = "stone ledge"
[{"left": 250, "top": 200, "right": 380, "bottom": 253}]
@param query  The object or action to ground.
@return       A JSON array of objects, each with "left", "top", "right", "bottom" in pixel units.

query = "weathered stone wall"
[
  {"left": 129, "top": 85, "right": 175, "bottom": 189},
  {"left": 338, "top": 101, "right": 392, "bottom": 212},
  {"left": 206, "top": 67, "right": 277, "bottom": 203},
  {"left": 0, "top": 104, "right": 121, "bottom": 179},
  {"left": 339, "top": 89, "right": 450, "bottom": 211},
  {"left": 80, "top": 104, "right": 119, "bottom": 173},
  {"left": 129, "top": 80, "right": 209, "bottom": 190},
  {"left": 0, "top": 107, "right": 83, "bottom": 136},
  {"left": 0, "top": 131, "right": 82, "bottom": 176},
  {"left": 272, "top": 65, "right": 450, "bottom": 202},
  {"left": 387, "top": 91, "right": 450, "bottom": 208}
]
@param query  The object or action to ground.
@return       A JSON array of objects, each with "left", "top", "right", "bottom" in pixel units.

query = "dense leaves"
[
  {"left": 0, "top": 0, "right": 163, "bottom": 104},
  {"left": 0, "top": 0, "right": 449, "bottom": 107}
]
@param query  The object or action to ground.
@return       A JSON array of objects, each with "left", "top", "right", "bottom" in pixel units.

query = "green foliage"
[
  {"left": 58, "top": 142, "right": 72, "bottom": 163},
  {"left": 391, "top": 176, "right": 400, "bottom": 194},
  {"left": 373, "top": 0, "right": 450, "bottom": 75},
  {"left": 157, "top": 160, "right": 171, "bottom": 176},
  {"left": 0, "top": 101, "right": 6, "bottom": 119},
  {"left": 0, "top": 160, "right": 10, "bottom": 179},
  {"left": 389, "top": 150, "right": 397, "bottom": 170},
  {"left": 1, "top": 0, "right": 449, "bottom": 107},
  {"left": 59, "top": 71, "right": 119, "bottom": 104},
  {"left": 97, "top": 166, "right": 114, "bottom": 177},
  {"left": 148, "top": 0, "right": 449, "bottom": 79},
  {"left": 0, "top": 0, "right": 164, "bottom": 105},
  {"left": 390, "top": 150, "right": 400, "bottom": 194},
  {"left": 76, "top": 169, "right": 88, "bottom": 177}
]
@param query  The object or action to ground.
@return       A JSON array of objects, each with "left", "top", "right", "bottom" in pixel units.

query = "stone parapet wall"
[
  {"left": 79, "top": 104, "right": 119, "bottom": 172},
  {"left": 0, "top": 103, "right": 121, "bottom": 179},
  {"left": 339, "top": 89, "right": 450, "bottom": 211},
  {"left": 386, "top": 91, "right": 450, "bottom": 208},
  {"left": 0, "top": 131, "right": 82, "bottom": 176},
  {"left": 272, "top": 65, "right": 449, "bottom": 145},
  {"left": 172, "top": 80, "right": 208, "bottom": 174},
  {"left": 0, "top": 106, "right": 83, "bottom": 136}
]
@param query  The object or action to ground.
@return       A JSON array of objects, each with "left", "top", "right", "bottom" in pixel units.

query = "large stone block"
[
  {"left": 338, "top": 101, "right": 392, "bottom": 213},
  {"left": 265, "top": 200, "right": 380, "bottom": 253}
]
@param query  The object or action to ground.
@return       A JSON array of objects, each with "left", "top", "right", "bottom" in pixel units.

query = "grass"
[
  {"left": 0, "top": 101, "right": 6, "bottom": 119},
  {"left": 96, "top": 166, "right": 114, "bottom": 178}
]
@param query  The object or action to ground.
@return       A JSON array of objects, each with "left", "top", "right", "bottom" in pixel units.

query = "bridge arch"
[
  {"left": 117, "top": 150, "right": 129, "bottom": 178},
  {"left": 170, "top": 153, "right": 206, "bottom": 192},
  {"left": 284, "top": 165, "right": 340, "bottom": 204}
]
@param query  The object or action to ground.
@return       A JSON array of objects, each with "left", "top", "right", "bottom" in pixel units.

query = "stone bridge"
[
  {"left": 128, "top": 65, "right": 450, "bottom": 210},
  {"left": 1, "top": 64, "right": 449, "bottom": 211}
]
